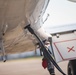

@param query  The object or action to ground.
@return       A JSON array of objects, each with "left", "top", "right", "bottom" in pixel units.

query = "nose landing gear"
[{"left": 24, "top": 25, "right": 66, "bottom": 75}]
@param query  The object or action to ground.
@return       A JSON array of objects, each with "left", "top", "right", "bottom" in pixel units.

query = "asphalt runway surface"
[{"left": 0, "top": 57, "right": 68, "bottom": 75}]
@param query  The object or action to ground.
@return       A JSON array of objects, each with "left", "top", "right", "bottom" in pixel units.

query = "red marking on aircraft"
[{"left": 67, "top": 46, "right": 75, "bottom": 52}]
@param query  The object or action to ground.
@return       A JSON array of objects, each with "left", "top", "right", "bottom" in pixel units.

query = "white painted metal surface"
[{"left": 52, "top": 32, "right": 76, "bottom": 62}]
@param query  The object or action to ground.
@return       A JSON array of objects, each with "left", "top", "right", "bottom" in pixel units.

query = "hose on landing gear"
[
  {"left": 24, "top": 24, "right": 66, "bottom": 75},
  {"left": 40, "top": 40, "right": 55, "bottom": 75}
]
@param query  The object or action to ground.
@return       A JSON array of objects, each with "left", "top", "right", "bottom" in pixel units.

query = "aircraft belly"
[
  {"left": 0, "top": 0, "right": 25, "bottom": 32},
  {"left": 3, "top": 25, "right": 35, "bottom": 54},
  {"left": 0, "top": 0, "right": 41, "bottom": 32},
  {"left": 0, "top": 0, "right": 39, "bottom": 54},
  {"left": 0, "top": 0, "right": 48, "bottom": 54}
]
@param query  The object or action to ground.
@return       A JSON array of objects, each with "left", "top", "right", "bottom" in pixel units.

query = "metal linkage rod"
[{"left": 0, "top": 40, "right": 6, "bottom": 62}]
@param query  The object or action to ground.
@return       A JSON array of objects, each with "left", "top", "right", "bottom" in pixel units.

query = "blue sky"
[{"left": 43, "top": 0, "right": 76, "bottom": 29}]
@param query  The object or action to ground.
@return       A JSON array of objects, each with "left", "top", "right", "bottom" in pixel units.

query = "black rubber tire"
[{"left": 67, "top": 60, "right": 76, "bottom": 75}]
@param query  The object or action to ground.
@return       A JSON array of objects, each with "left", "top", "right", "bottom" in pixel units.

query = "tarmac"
[{"left": 0, "top": 57, "right": 68, "bottom": 75}]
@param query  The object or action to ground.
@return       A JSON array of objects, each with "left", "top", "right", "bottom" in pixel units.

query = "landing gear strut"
[
  {"left": 39, "top": 41, "right": 55, "bottom": 75},
  {"left": 24, "top": 25, "right": 66, "bottom": 75}
]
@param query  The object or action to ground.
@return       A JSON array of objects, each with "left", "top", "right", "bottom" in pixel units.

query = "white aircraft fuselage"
[{"left": 0, "top": 0, "right": 51, "bottom": 54}]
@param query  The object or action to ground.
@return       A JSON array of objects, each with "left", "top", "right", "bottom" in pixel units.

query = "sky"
[{"left": 42, "top": 0, "right": 76, "bottom": 29}]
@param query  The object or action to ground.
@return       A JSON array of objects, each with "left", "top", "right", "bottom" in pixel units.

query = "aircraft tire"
[{"left": 67, "top": 60, "right": 76, "bottom": 75}]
